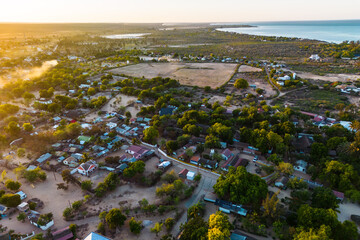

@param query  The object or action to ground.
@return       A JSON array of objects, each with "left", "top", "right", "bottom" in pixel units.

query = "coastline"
[{"left": 215, "top": 20, "right": 360, "bottom": 43}]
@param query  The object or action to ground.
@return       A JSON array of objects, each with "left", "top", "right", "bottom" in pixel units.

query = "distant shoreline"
[{"left": 216, "top": 20, "right": 360, "bottom": 43}]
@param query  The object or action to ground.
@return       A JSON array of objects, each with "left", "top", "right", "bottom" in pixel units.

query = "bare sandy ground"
[
  {"left": 238, "top": 65, "right": 263, "bottom": 73},
  {"left": 297, "top": 72, "right": 360, "bottom": 82},
  {"left": 109, "top": 63, "right": 238, "bottom": 89},
  {"left": 1, "top": 170, "right": 85, "bottom": 234}
]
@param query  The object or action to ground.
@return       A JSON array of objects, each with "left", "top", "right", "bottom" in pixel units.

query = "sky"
[{"left": 0, "top": 0, "right": 359, "bottom": 23}]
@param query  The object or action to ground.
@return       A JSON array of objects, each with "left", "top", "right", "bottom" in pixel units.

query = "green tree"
[
  {"left": 311, "top": 187, "right": 339, "bottom": 210},
  {"left": 22, "top": 123, "right": 33, "bottom": 132},
  {"left": 310, "top": 142, "right": 328, "bottom": 160},
  {"left": 143, "top": 126, "right": 159, "bottom": 144},
  {"left": 5, "top": 121, "right": 21, "bottom": 136},
  {"left": 0, "top": 193, "right": 21, "bottom": 207},
  {"left": 5, "top": 179, "right": 22, "bottom": 191},
  {"left": 234, "top": 78, "right": 249, "bottom": 89},
  {"left": 166, "top": 140, "right": 178, "bottom": 153},
  {"left": 213, "top": 167, "right": 267, "bottom": 206},
  {"left": 187, "top": 202, "right": 205, "bottom": 219},
  {"left": 123, "top": 161, "right": 145, "bottom": 179},
  {"left": 293, "top": 225, "right": 331, "bottom": 240},
  {"left": 105, "top": 208, "right": 126, "bottom": 229},
  {"left": 87, "top": 87, "right": 96, "bottom": 96},
  {"left": 180, "top": 217, "right": 208, "bottom": 240},
  {"left": 262, "top": 191, "right": 280, "bottom": 219},
  {"left": 208, "top": 211, "right": 232, "bottom": 240},
  {"left": 277, "top": 162, "right": 294, "bottom": 175}
]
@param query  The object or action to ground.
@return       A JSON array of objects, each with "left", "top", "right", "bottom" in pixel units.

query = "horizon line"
[{"left": 0, "top": 18, "right": 360, "bottom": 25}]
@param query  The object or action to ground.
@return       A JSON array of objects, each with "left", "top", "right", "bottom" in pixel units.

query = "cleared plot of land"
[
  {"left": 297, "top": 71, "right": 360, "bottom": 82},
  {"left": 238, "top": 65, "right": 263, "bottom": 73},
  {"left": 109, "top": 62, "right": 237, "bottom": 88}
]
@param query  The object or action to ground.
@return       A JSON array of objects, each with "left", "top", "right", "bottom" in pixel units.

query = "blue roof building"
[
  {"left": 36, "top": 153, "right": 52, "bottom": 164},
  {"left": 83, "top": 232, "right": 111, "bottom": 240}
]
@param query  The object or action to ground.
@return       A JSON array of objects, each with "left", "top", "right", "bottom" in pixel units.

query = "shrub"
[
  {"left": 81, "top": 180, "right": 93, "bottom": 191},
  {"left": 17, "top": 212, "right": 27, "bottom": 222},
  {"left": 165, "top": 218, "right": 175, "bottom": 230},
  {"left": 129, "top": 217, "right": 142, "bottom": 234},
  {"left": 72, "top": 200, "right": 83, "bottom": 210}
]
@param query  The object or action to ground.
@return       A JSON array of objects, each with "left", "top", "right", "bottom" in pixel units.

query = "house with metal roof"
[
  {"left": 83, "top": 232, "right": 111, "bottom": 240},
  {"left": 36, "top": 153, "right": 52, "bottom": 164}
]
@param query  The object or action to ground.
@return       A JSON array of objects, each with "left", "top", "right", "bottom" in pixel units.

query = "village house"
[
  {"left": 221, "top": 149, "right": 233, "bottom": 160},
  {"left": 36, "top": 153, "right": 52, "bottom": 165},
  {"left": 179, "top": 169, "right": 189, "bottom": 179},
  {"left": 63, "top": 156, "right": 79, "bottom": 168},
  {"left": 125, "top": 145, "right": 149, "bottom": 159},
  {"left": 84, "top": 232, "right": 111, "bottom": 240},
  {"left": 198, "top": 158, "right": 218, "bottom": 169},
  {"left": 189, "top": 156, "right": 201, "bottom": 165},
  {"left": 294, "top": 160, "right": 308, "bottom": 173},
  {"left": 52, "top": 226, "right": 74, "bottom": 240},
  {"left": 77, "top": 160, "right": 97, "bottom": 176},
  {"left": 28, "top": 212, "right": 54, "bottom": 230},
  {"left": 221, "top": 155, "right": 248, "bottom": 171},
  {"left": 275, "top": 176, "right": 289, "bottom": 189}
]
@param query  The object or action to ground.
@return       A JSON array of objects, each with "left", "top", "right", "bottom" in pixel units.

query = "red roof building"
[{"left": 179, "top": 169, "right": 189, "bottom": 179}]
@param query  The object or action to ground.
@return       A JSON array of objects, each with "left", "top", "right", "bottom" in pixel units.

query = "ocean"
[{"left": 216, "top": 20, "right": 360, "bottom": 43}]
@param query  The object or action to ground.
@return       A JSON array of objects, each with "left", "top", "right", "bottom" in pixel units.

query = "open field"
[
  {"left": 238, "top": 65, "right": 263, "bottom": 73},
  {"left": 109, "top": 62, "right": 238, "bottom": 88},
  {"left": 272, "top": 89, "right": 349, "bottom": 112},
  {"left": 297, "top": 71, "right": 360, "bottom": 82},
  {"left": 226, "top": 71, "right": 276, "bottom": 98}
]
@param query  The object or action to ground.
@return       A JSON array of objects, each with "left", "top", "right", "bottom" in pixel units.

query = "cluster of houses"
[
  {"left": 335, "top": 84, "right": 360, "bottom": 94},
  {"left": 300, "top": 111, "right": 354, "bottom": 131}
]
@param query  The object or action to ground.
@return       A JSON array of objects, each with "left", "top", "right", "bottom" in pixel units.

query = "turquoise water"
[{"left": 216, "top": 20, "right": 360, "bottom": 43}]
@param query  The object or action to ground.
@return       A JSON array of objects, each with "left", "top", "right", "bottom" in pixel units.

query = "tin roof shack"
[
  {"left": 17, "top": 202, "right": 30, "bottom": 212},
  {"left": 52, "top": 226, "right": 74, "bottom": 240},
  {"left": 158, "top": 161, "right": 172, "bottom": 171},
  {"left": 186, "top": 171, "right": 196, "bottom": 181},
  {"left": 36, "top": 153, "right": 52, "bottom": 165},
  {"left": 215, "top": 199, "right": 247, "bottom": 216}
]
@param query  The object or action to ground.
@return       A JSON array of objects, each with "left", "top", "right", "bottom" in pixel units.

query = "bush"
[
  {"left": 69, "top": 224, "right": 77, "bottom": 237},
  {"left": 165, "top": 218, "right": 175, "bottom": 230},
  {"left": 5, "top": 179, "right": 22, "bottom": 191},
  {"left": 17, "top": 212, "right": 27, "bottom": 222},
  {"left": 129, "top": 217, "right": 142, "bottom": 234},
  {"left": 81, "top": 180, "right": 93, "bottom": 191},
  {"left": 29, "top": 202, "right": 37, "bottom": 210},
  {"left": 63, "top": 207, "right": 73, "bottom": 219},
  {"left": 72, "top": 200, "right": 83, "bottom": 210},
  {"left": 97, "top": 222, "right": 105, "bottom": 235}
]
